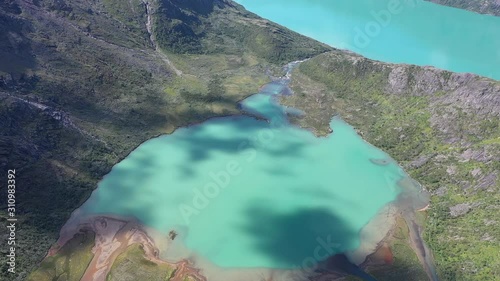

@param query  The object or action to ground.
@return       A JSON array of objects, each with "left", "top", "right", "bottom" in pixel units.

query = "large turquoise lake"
[
  {"left": 236, "top": 0, "right": 500, "bottom": 80},
  {"left": 76, "top": 77, "right": 417, "bottom": 275}
]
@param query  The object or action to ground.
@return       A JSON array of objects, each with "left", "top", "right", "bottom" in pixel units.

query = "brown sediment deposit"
[
  {"left": 358, "top": 208, "right": 434, "bottom": 280},
  {"left": 49, "top": 216, "right": 206, "bottom": 281},
  {"left": 368, "top": 243, "right": 394, "bottom": 266},
  {"left": 171, "top": 260, "right": 207, "bottom": 281},
  {"left": 359, "top": 216, "right": 401, "bottom": 270}
]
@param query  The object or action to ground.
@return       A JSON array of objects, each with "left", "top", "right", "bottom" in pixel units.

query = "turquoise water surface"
[
  {"left": 78, "top": 80, "right": 412, "bottom": 270},
  {"left": 236, "top": 0, "right": 500, "bottom": 80}
]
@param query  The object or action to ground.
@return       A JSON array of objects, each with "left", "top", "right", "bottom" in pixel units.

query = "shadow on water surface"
[
  {"left": 239, "top": 204, "right": 436, "bottom": 281},
  {"left": 169, "top": 117, "right": 307, "bottom": 176},
  {"left": 239, "top": 206, "right": 384, "bottom": 281},
  {"left": 240, "top": 206, "right": 357, "bottom": 267}
]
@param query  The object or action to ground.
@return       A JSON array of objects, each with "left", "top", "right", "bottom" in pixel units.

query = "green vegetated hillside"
[
  {"left": 426, "top": 0, "right": 500, "bottom": 16},
  {"left": 285, "top": 51, "right": 500, "bottom": 281},
  {"left": 0, "top": 0, "right": 330, "bottom": 280}
]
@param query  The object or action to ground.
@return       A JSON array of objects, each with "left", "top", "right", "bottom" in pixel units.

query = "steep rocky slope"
[{"left": 426, "top": 0, "right": 500, "bottom": 16}]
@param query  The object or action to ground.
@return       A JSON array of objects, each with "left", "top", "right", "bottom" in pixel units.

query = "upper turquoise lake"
[{"left": 236, "top": 0, "right": 500, "bottom": 80}]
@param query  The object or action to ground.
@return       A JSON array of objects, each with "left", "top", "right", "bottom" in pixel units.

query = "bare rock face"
[
  {"left": 471, "top": 168, "right": 482, "bottom": 178},
  {"left": 434, "top": 186, "right": 448, "bottom": 197},
  {"left": 450, "top": 203, "right": 471, "bottom": 217},
  {"left": 476, "top": 173, "right": 499, "bottom": 191},
  {"left": 446, "top": 72, "right": 476, "bottom": 89},
  {"left": 409, "top": 154, "right": 435, "bottom": 168},
  {"left": 387, "top": 66, "right": 408, "bottom": 94},
  {"left": 413, "top": 68, "right": 445, "bottom": 95},
  {"left": 444, "top": 77, "right": 500, "bottom": 117},
  {"left": 460, "top": 148, "right": 494, "bottom": 163},
  {"left": 446, "top": 165, "right": 457, "bottom": 175},
  {"left": 387, "top": 66, "right": 446, "bottom": 95}
]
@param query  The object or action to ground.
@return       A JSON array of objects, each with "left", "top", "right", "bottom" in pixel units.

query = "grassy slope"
[
  {"left": 26, "top": 231, "right": 95, "bottom": 281},
  {"left": 285, "top": 51, "right": 500, "bottom": 281},
  {"left": 0, "top": 0, "right": 330, "bottom": 280},
  {"left": 106, "top": 245, "right": 177, "bottom": 281}
]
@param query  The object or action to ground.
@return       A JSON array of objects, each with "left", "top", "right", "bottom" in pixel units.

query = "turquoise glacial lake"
[
  {"left": 78, "top": 79, "right": 413, "bottom": 270},
  {"left": 236, "top": 0, "right": 500, "bottom": 80}
]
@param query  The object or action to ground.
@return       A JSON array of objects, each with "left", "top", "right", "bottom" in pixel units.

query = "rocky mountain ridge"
[{"left": 427, "top": 0, "right": 500, "bottom": 16}]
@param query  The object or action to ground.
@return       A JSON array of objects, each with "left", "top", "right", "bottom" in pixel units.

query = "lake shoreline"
[{"left": 49, "top": 207, "right": 407, "bottom": 281}]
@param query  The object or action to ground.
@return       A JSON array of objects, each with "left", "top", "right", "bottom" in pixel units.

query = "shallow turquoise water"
[
  {"left": 79, "top": 84, "right": 411, "bottom": 269},
  {"left": 236, "top": 0, "right": 500, "bottom": 80}
]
